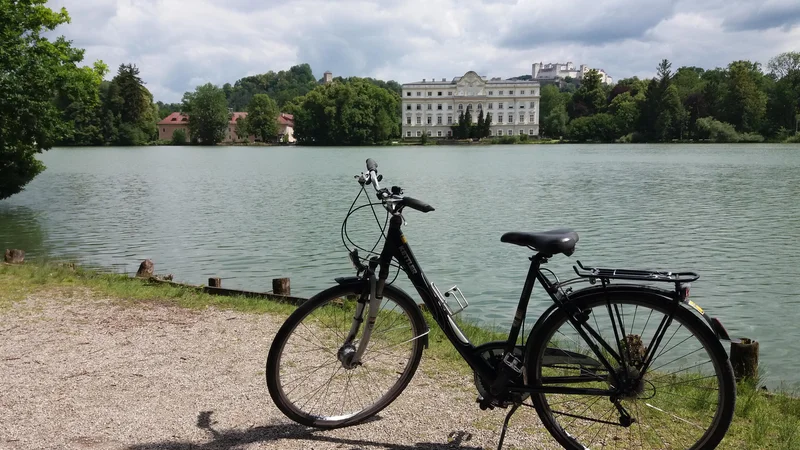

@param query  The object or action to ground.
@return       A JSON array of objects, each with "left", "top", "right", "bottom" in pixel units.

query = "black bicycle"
[{"left": 266, "top": 158, "right": 736, "bottom": 450}]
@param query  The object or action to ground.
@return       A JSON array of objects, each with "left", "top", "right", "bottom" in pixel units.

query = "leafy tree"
[
  {"left": 767, "top": 52, "right": 800, "bottom": 79},
  {"left": 608, "top": 92, "right": 640, "bottom": 137},
  {"left": 226, "top": 64, "right": 318, "bottom": 110},
  {"left": 722, "top": 61, "right": 768, "bottom": 133},
  {"left": 540, "top": 84, "right": 571, "bottom": 138},
  {"left": 170, "top": 129, "right": 187, "bottom": 145},
  {"left": 567, "top": 114, "right": 616, "bottom": 142},
  {"left": 182, "top": 83, "right": 230, "bottom": 145},
  {"left": 451, "top": 111, "right": 465, "bottom": 139},
  {"left": 241, "top": 94, "right": 280, "bottom": 142},
  {"left": 695, "top": 117, "right": 740, "bottom": 142},
  {"left": 568, "top": 69, "right": 606, "bottom": 119},
  {"left": 482, "top": 113, "right": 492, "bottom": 138},
  {"left": 156, "top": 101, "right": 182, "bottom": 119},
  {"left": 0, "top": 1, "right": 93, "bottom": 199},
  {"left": 292, "top": 78, "right": 400, "bottom": 145},
  {"left": 56, "top": 61, "right": 108, "bottom": 145}
]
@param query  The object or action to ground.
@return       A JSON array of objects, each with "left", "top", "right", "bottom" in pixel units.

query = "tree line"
[{"left": 539, "top": 55, "right": 800, "bottom": 143}]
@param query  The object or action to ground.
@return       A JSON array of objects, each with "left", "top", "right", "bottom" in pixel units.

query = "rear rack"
[{"left": 573, "top": 260, "right": 699, "bottom": 284}]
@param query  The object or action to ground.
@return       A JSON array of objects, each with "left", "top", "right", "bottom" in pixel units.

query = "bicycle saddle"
[{"left": 501, "top": 229, "right": 579, "bottom": 256}]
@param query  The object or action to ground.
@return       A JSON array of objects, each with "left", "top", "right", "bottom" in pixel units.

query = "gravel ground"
[{"left": 0, "top": 289, "right": 556, "bottom": 450}]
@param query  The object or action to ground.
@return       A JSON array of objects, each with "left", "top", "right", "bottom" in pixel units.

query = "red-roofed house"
[{"left": 157, "top": 111, "right": 295, "bottom": 143}]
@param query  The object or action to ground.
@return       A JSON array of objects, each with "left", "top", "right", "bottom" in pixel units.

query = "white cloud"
[{"left": 46, "top": 0, "right": 800, "bottom": 102}]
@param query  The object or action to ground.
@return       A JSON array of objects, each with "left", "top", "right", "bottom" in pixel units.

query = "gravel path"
[{"left": 0, "top": 289, "right": 555, "bottom": 450}]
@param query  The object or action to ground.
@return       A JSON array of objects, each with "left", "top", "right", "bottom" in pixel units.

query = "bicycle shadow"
[{"left": 126, "top": 411, "right": 485, "bottom": 450}]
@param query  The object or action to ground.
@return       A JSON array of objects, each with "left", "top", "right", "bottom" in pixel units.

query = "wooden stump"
[
  {"left": 272, "top": 277, "right": 290, "bottom": 296},
  {"left": 208, "top": 277, "right": 222, "bottom": 288},
  {"left": 136, "top": 259, "right": 154, "bottom": 278},
  {"left": 4, "top": 249, "right": 25, "bottom": 264},
  {"left": 731, "top": 338, "right": 759, "bottom": 381}
]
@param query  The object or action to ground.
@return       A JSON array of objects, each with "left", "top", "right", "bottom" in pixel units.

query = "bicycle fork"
[{"left": 340, "top": 258, "right": 383, "bottom": 368}]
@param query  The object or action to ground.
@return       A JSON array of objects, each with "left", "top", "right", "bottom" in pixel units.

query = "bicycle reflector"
[{"left": 678, "top": 283, "right": 691, "bottom": 300}]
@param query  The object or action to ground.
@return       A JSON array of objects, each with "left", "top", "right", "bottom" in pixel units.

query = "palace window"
[
  {"left": 447, "top": 116, "right": 453, "bottom": 124},
  {"left": 530, "top": 114, "right": 535, "bottom": 123},
  {"left": 448, "top": 104, "right": 453, "bottom": 110},
  {"left": 529, "top": 129, "right": 535, "bottom": 135},
  {"left": 530, "top": 101, "right": 535, "bottom": 108},
  {"left": 427, "top": 130, "right": 432, "bottom": 136},
  {"left": 498, "top": 115, "right": 503, "bottom": 124},
  {"left": 437, "top": 103, "right": 442, "bottom": 110},
  {"left": 519, "top": 129, "right": 524, "bottom": 135},
  {"left": 458, "top": 104, "right": 463, "bottom": 110},
  {"left": 520, "top": 90, "right": 525, "bottom": 94},
  {"left": 406, "top": 117, "right": 412, "bottom": 125},
  {"left": 427, "top": 116, "right": 432, "bottom": 124},
  {"left": 416, "top": 117, "right": 422, "bottom": 124},
  {"left": 499, "top": 90, "right": 504, "bottom": 95},
  {"left": 427, "top": 104, "right": 432, "bottom": 110},
  {"left": 437, "top": 116, "right": 442, "bottom": 124},
  {"left": 437, "top": 131, "right": 442, "bottom": 137},
  {"left": 406, "top": 92, "right": 411, "bottom": 96},
  {"left": 417, "top": 131, "right": 422, "bottom": 136},
  {"left": 509, "top": 90, "right": 514, "bottom": 95},
  {"left": 406, "top": 131, "right": 412, "bottom": 137},
  {"left": 417, "top": 92, "right": 421, "bottom": 96},
  {"left": 416, "top": 104, "right": 421, "bottom": 110},
  {"left": 488, "top": 91, "right": 493, "bottom": 95},
  {"left": 498, "top": 130, "right": 503, "bottom": 136},
  {"left": 447, "top": 91, "right": 453, "bottom": 96},
  {"left": 406, "top": 104, "right": 411, "bottom": 110},
  {"left": 427, "top": 92, "right": 432, "bottom": 96},
  {"left": 477, "top": 103, "right": 483, "bottom": 110},
  {"left": 447, "top": 130, "right": 452, "bottom": 137},
  {"left": 438, "top": 91, "right": 443, "bottom": 96},
  {"left": 519, "top": 113, "right": 525, "bottom": 122},
  {"left": 508, "top": 129, "right": 513, "bottom": 136},
  {"left": 488, "top": 103, "right": 493, "bottom": 109},
  {"left": 499, "top": 102, "right": 504, "bottom": 109}
]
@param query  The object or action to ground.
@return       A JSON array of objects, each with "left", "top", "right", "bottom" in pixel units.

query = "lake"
[{"left": 2, "top": 144, "right": 799, "bottom": 387}]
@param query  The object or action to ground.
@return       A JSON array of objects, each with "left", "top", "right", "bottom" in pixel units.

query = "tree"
[
  {"left": 482, "top": 113, "right": 492, "bottom": 138},
  {"left": 0, "top": 1, "right": 92, "bottom": 199},
  {"left": 182, "top": 83, "right": 230, "bottom": 145},
  {"left": 608, "top": 92, "right": 640, "bottom": 137},
  {"left": 722, "top": 61, "right": 768, "bottom": 133},
  {"left": 292, "top": 78, "right": 400, "bottom": 145},
  {"left": 568, "top": 69, "right": 606, "bottom": 119},
  {"left": 567, "top": 114, "right": 616, "bottom": 142},
  {"left": 241, "top": 94, "right": 280, "bottom": 142},
  {"left": 476, "top": 109, "right": 485, "bottom": 139},
  {"left": 55, "top": 61, "right": 108, "bottom": 146},
  {"left": 170, "top": 129, "right": 187, "bottom": 145},
  {"left": 540, "top": 84, "right": 571, "bottom": 138},
  {"left": 767, "top": 52, "right": 800, "bottom": 79}
]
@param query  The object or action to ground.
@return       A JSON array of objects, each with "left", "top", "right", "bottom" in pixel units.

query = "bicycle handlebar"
[{"left": 362, "top": 158, "right": 435, "bottom": 213}]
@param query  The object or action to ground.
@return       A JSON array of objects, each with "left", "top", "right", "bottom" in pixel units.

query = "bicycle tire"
[
  {"left": 266, "top": 281, "right": 426, "bottom": 429},
  {"left": 525, "top": 290, "right": 736, "bottom": 450}
]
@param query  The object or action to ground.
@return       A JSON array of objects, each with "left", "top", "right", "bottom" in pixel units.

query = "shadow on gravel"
[{"left": 126, "top": 410, "right": 486, "bottom": 450}]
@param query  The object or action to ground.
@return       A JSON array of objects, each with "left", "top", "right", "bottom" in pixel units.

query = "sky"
[{"left": 47, "top": 0, "right": 800, "bottom": 103}]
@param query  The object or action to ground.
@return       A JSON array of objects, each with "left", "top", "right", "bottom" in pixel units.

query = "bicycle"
[{"left": 266, "top": 158, "right": 736, "bottom": 450}]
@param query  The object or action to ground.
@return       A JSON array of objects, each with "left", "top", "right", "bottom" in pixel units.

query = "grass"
[{"left": 2, "top": 261, "right": 800, "bottom": 449}]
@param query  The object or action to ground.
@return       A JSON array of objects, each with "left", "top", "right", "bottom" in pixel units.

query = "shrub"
[
  {"left": 695, "top": 117, "right": 739, "bottom": 143},
  {"left": 171, "top": 129, "right": 187, "bottom": 145},
  {"left": 738, "top": 132, "right": 765, "bottom": 143}
]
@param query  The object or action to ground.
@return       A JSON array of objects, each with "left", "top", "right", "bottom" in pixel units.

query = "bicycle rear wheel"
[
  {"left": 526, "top": 290, "right": 735, "bottom": 450},
  {"left": 266, "top": 282, "right": 426, "bottom": 428}
]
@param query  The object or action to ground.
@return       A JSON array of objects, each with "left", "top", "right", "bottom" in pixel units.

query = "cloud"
[
  {"left": 722, "top": 0, "right": 800, "bottom": 31},
  {"left": 43, "top": 0, "right": 800, "bottom": 102}
]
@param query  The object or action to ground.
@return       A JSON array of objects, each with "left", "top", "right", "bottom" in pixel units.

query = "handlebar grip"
[
  {"left": 366, "top": 158, "right": 378, "bottom": 172},
  {"left": 402, "top": 197, "right": 435, "bottom": 213}
]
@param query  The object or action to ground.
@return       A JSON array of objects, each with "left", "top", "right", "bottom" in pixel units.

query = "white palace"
[{"left": 401, "top": 71, "right": 540, "bottom": 139}]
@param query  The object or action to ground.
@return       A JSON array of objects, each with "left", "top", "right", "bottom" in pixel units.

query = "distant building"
[
  {"left": 323, "top": 71, "right": 333, "bottom": 84},
  {"left": 157, "top": 111, "right": 295, "bottom": 143},
  {"left": 532, "top": 61, "right": 613, "bottom": 85},
  {"left": 401, "top": 71, "right": 541, "bottom": 139}
]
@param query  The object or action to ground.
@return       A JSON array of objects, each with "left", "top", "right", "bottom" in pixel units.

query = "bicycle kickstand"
[{"left": 496, "top": 403, "right": 520, "bottom": 450}]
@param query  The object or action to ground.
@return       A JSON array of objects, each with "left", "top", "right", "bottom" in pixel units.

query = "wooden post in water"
[
  {"left": 208, "top": 277, "right": 222, "bottom": 288},
  {"left": 730, "top": 338, "right": 759, "bottom": 381},
  {"left": 4, "top": 249, "right": 25, "bottom": 264},
  {"left": 273, "top": 278, "right": 290, "bottom": 296}
]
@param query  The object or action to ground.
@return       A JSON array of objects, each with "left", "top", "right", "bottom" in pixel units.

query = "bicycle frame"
[{"left": 371, "top": 213, "right": 620, "bottom": 398}]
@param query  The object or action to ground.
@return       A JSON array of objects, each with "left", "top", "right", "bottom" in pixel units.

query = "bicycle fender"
[
  {"left": 564, "top": 284, "right": 730, "bottom": 341},
  {"left": 334, "top": 276, "right": 430, "bottom": 348}
]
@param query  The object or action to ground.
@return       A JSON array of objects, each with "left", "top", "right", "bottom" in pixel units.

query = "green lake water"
[{"left": 1, "top": 144, "right": 799, "bottom": 386}]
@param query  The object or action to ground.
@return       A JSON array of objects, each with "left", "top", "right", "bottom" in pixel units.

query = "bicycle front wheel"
[
  {"left": 526, "top": 290, "right": 736, "bottom": 450},
  {"left": 266, "top": 282, "right": 426, "bottom": 428}
]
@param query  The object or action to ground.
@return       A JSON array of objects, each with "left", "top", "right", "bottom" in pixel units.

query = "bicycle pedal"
[{"left": 477, "top": 396, "right": 495, "bottom": 410}]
